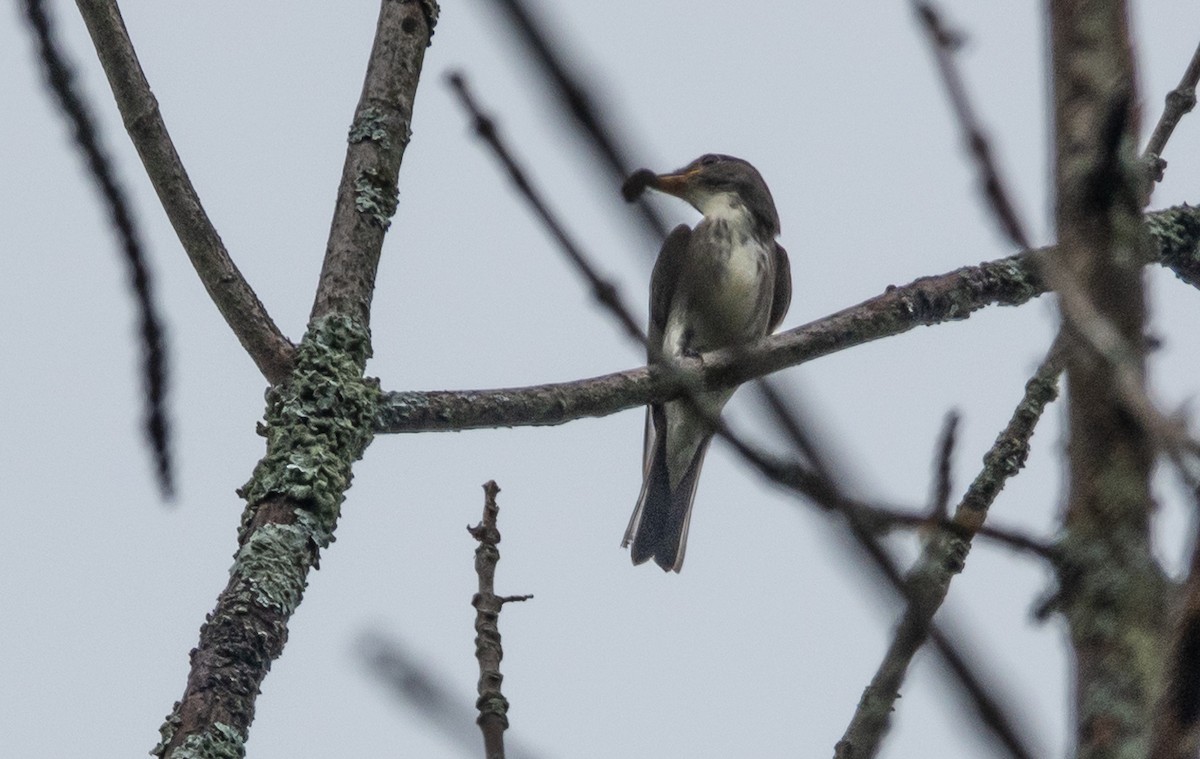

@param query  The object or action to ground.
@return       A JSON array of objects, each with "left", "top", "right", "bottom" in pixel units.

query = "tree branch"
[
  {"left": 373, "top": 203, "right": 1200, "bottom": 435},
  {"left": 1144, "top": 40, "right": 1200, "bottom": 180},
  {"left": 446, "top": 72, "right": 647, "bottom": 345},
  {"left": 914, "top": 1, "right": 1033, "bottom": 250},
  {"left": 25, "top": 0, "right": 173, "bottom": 496},
  {"left": 836, "top": 336, "right": 1064, "bottom": 758},
  {"left": 488, "top": 0, "right": 668, "bottom": 238},
  {"left": 150, "top": 4, "right": 438, "bottom": 756},
  {"left": 1048, "top": 3, "right": 1167, "bottom": 756},
  {"left": 469, "top": 481, "right": 531, "bottom": 759},
  {"left": 308, "top": 0, "right": 437, "bottom": 326},
  {"left": 75, "top": 0, "right": 296, "bottom": 385}
]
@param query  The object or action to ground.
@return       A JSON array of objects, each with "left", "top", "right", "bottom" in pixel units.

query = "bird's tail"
[{"left": 622, "top": 415, "right": 711, "bottom": 572}]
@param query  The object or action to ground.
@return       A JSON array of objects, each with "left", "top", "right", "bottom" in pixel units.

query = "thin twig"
[
  {"left": 75, "top": 0, "right": 295, "bottom": 384},
  {"left": 1146, "top": 48, "right": 1200, "bottom": 752},
  {"left": 24, "top": 0, "right": 173, "bottom": 497},
  {"left": 836, "top": 337, "right": 1065, "bottom": 759},
  {"left": 831, "top": 499, "right": 1036, "bottom": 759},
  {"left": 914, "top": 1, "right": 1033, "bottom": 251},
  {"left": 747, "top": 382, "right": 1037, "bottom": 759},
  {"left": 469, "top": 481, "right": 532, "bottom": 759},
  {"left": 358, "top": 633, "right": 546, "bottom": 759},
  {"left": 448, "top": 72, "right": 647, "bottom": 345},
  {"left": 487, "top": 0, "right": 668, "bottom": 238},
  {"left": 360, "top": 633, "right": 481, "bottom": 755},
  {"left": 707, "top": 421, "right": 1056, "bottom": 560},
  {"left": 1144, "top": 41, "right": 1200, "bottom": 172},
  {"left": 931, "top": 410, "right": 961, "bottom": 521},
  {"left": 1147, "top": 38, "right": 1200, "bottom": 759}
]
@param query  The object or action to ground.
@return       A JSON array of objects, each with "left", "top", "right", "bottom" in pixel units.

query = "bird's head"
[{"left": 629, "top": 154, "right": 781, "bottom": 238}]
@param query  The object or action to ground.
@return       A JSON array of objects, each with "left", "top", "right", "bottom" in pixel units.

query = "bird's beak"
[
  {"left": 620, "top": 165, "right": 700, "bottom": 203},
  {"left": 650, "top": 167, "right": 701, "bottom": 199}
]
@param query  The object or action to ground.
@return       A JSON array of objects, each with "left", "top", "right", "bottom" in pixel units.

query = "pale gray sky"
[{"left": 4, "top": 2, "right": 1200, "bottom": 757}]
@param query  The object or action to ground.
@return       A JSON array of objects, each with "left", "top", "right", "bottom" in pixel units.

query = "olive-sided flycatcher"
[{"left": 622, "top": 154, "right": 791, "bottom": 572}]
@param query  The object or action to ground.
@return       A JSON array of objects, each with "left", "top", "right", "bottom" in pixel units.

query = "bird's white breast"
[
  {"left": 702, "top": 195, "right": 770, "bottom": 323},
  {"left": 662, "top": 193, "right": 773, "bottom": 356}
]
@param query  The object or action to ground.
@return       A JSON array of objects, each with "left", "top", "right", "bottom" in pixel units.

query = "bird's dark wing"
[
  {"left": 642, "top": 224, "right": 693, "bottom": 500},
  {"left": 648, "top": 224, "right": 693, "bottom": 356},
  {"left": 767, "top": 242, "right": 792, "bottom": 333}
]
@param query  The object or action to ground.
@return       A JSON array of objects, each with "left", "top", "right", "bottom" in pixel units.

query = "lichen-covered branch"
[
  {"left": 1148, "top": 204, "right": 1200, "bottom": 289},
  {"left": 75, "top": 0, "right": 296, "bottom": 384},
  {"left": 309, "top": 0, "right": 437, "bottom": 325},
  {"left": 152, "top": 316, "right": 380, "bottom": 758},
  {"left": 1048, "top": 3, "right": 1167, "bottom": 756},
  {"left": 374, "top": 204, "right": 1200, "bottom": 435},
  {"left": 151, "top": 2, "right": 437, "bottom": 755},
  {"left": 835, "top": 338, "right": 1064, "bottom": 759}
]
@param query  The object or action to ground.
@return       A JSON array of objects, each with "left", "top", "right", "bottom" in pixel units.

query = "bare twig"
[
  {"left": 746, "top": 383, "right": 1037, "bottom": 759},
  {"left": 709, "top": 418, "right": 1055, "bottom": 560},
  {"left": 931, "top": 410, "right": 961, "bottom": 521},
  {"left": 469, "top": 481, "right": 532, "bottom": 759},
  {"left": 828, "top": 499, "right": 1036, "bottom": 759},
  {"left": 75, "top": 0, "right": 295, "bottom": 384},
  {"left": 914, "top": 1, "right": 1033, "bottom": 250},
  {"left": 358, "top": 633, "right": 546, "bottom": 759},
  {"left": 1144, "top": 41, "right": 1200, "bottom": 176},
  {"left": 486, "top": 0, "right": 668, "bottom": 238},
  {"left": 359, "top": 633, "right": 481, "bottom": 754},
  {"left": 837, "top": 337, "right": 1064, "bottom": 758},
  {"left": 24, "top": 0, "right": 173, "bottom": 497},
  {"left": 447, "top": 72, "right": 648, "bottom": 345}
]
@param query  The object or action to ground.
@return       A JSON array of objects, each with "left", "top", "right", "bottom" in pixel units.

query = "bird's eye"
[{"left": 699, "top": 154, "right": 719, "bottom": 166}]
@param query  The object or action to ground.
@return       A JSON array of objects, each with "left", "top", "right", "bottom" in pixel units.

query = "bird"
[{"left": 621, "top": 154, "right": 791, "bottom": 572}]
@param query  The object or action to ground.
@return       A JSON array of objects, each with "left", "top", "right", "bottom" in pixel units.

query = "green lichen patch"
[
  {"left": 239, "top": 315, "right": 379, "bottom": 544},
  {"left": 353, "top": 168, "right": 399, "bottom": 230},
  {"left": 231, "top": 519, "right": 315, "bottom": 614},
  {"left": 1055, "top": 521, "right": 1168, "bottom": 646},
  {"left": 168, "top": 722, "right": 245, "bottom": 759},
  {"left": 150, "top": 704, "right": 183, "bottom": 757},
  {"left": 348, "top": 107, "right": 392, "bottom": 149},
  {"left": 987, "top": 255, "right": 1041, "bottom": 305},
  {"left": 1148, "top": 204, "right": 1200, "bottom": 268}
]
